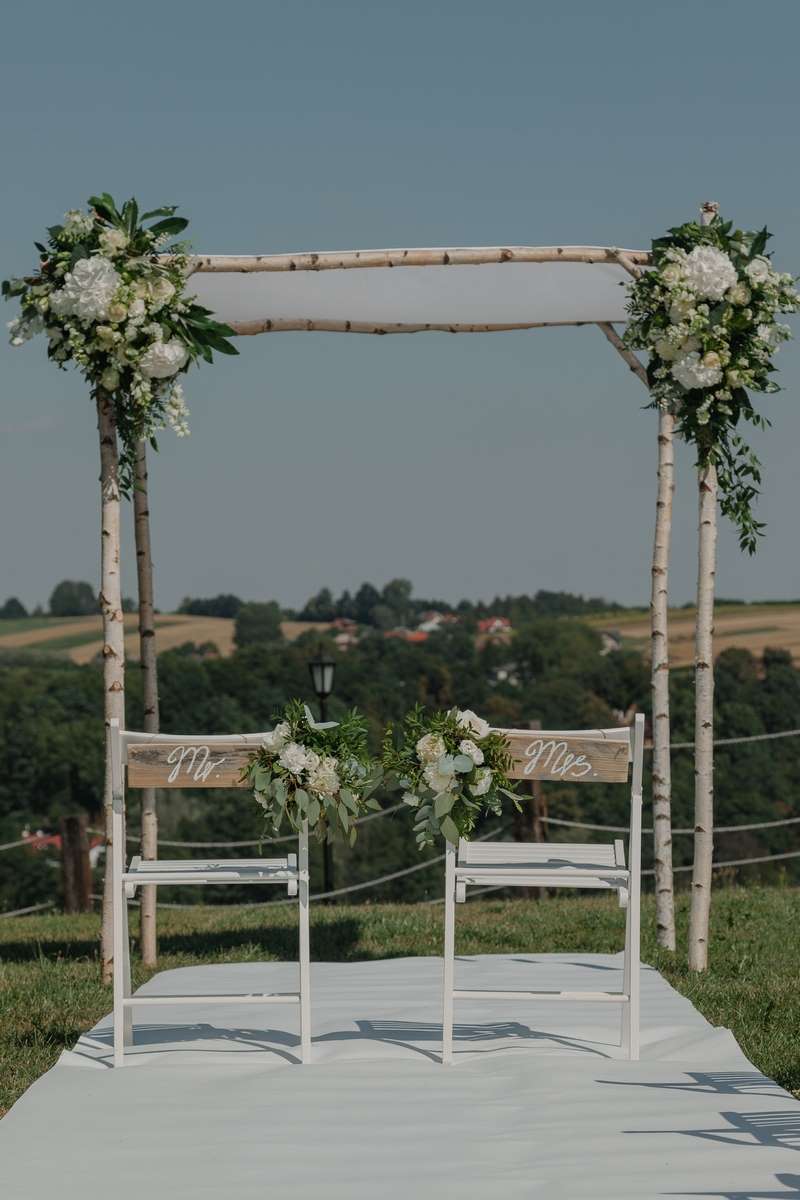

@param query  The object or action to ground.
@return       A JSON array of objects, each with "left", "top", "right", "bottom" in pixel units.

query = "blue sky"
[{"left": 2, "top": 0, "right": 799, "bottom": 611}]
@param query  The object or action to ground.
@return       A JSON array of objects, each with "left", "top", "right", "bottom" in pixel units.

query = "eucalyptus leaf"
[
  {"left": 440, "top": 815, "right": 461, "bottom": 844},
  {"left": 453, "top": 754, "right": 474, "bottom": 773},
  {"left": 434, "top": 791, "right": 456, "bottom": 818}
]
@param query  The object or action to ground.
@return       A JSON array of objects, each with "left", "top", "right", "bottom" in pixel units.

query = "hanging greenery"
[
  {"left": 624, "top": 215, "right": 798, "bottom": 552},
  {"left": 2, "top": 194, "right": 237, "bottom": 492}
]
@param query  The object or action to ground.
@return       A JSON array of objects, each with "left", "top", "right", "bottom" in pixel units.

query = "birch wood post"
[
  {"left": 688, "top": 201, "right": 721, "bottom": 973},
  {"left": 133, "top": 440, "right": 160, "bottom": 967},
  {"left": 97, "top": 391, "right": 126, "bottom": 985},
  {"left": 651, "top": 408, "right": 676, "bottom": 949},
  {"left": 600, "top": 289, "right": 678, "bottom": 950}
]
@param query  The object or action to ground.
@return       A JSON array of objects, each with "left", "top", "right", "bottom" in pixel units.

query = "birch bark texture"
[
  {"left": 688, "top": 459, "right": 718, "bottom": 971},
  {"left": 133, "top": 440, "right": 160, "bottom": 967},
  {"left": 97, "top": 391, "right": 126, "bottom": 985},
  {"left": 651, "top": 407, "right": 676, "bottom": 950},
  {"left": 688, "top": 200, "right": 721, "bottom": 973}
]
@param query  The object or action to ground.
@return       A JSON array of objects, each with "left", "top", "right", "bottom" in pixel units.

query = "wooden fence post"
[{"left": 60, "top": 814, "right": 92, "bottom": 914}]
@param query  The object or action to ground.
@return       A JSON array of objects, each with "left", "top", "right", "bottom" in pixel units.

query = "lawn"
[{"left": 1, "top": 886, "right": 798, "bottom": 1116}]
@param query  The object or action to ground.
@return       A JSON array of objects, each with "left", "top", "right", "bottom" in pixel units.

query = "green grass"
[
  {"left": 0, "top": 617, "right": 76, "bottom": 637},
  {"left": 1, "top": 887, "right": 798, "bottom": 1115}
]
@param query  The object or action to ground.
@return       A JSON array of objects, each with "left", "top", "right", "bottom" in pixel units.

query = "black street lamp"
[{"left": 308, "top": 647, "right": 336, "bottom": 896}]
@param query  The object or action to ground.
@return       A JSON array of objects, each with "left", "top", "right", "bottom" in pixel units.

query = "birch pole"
[
  {"left": 688, "top": 201, "right": 720, "bottom": 972},
  {"left": 600, "top": 278, "right": 677, "bottom": 951},
  {"left": 133, "top": 440, "right": 160, "bottom": 967},
  {"left": 651, "top": 408, "right": 676, "bottom": 950},
  {"left": 97, "top": 391, "right": 126, "bottom": 985}
]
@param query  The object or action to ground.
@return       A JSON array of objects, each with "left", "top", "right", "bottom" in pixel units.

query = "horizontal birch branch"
[
  {"left": 184, "top": 246, "right": 651, "bottom": 275},
  {"left": 229, "top": 318, "right": 593, "bottom": 336}
]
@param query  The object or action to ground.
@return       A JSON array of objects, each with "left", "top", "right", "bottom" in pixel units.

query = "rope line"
[{"left": 544, "top": 813, "right": 800, "bottom": 835}]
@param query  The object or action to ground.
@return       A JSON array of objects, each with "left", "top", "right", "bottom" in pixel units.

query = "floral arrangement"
[
  {"left": 382, "top": 706, "right": 517, "bottom": 848},
  {"left": 624, "top": 214, "right": 799, "bottom": 552},
  {"left": 2, "top": 193, "right": 237, "bottom": 491},
  {"left": 245, "top": 700, "right": 382, "bottom": 843}
]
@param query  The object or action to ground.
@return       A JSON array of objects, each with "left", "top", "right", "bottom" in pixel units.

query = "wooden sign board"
[
  {"left": 127, "top": 743, "right": 253, "bottom": 789},
  {"left": 503, "top": 733, "right": 630, "bottom": 783}
]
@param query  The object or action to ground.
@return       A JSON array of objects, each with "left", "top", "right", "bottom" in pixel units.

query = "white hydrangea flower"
[
  {"left": 456, "top": 709, "right": 491, "bottom": 740},
  {"left": 58, "top": 256, "right": 121, "bottom": 321},
  {"left": 139, "top": 338, "right": 188, "bottom": 379},
  {"left": 672, "top": 351, "right": 723, "bottom": 391},
  {"left": 423, "top": 755, "right": 458, "bottom": 794},
  {"left": 307, "top": 756, "right": 340, "bottom": 798},
  {"left": 416, "top": 733, "right": 446, "bottom": 763},
  {"left": 278, "top": 741, "right": 312, "bottom": 776},
  {"left": 458, "top": 738, "right": 484, "bottom": 766},
  {"left": 262, "top": 721, "right": 290, "bottom": 753},
  {"left": 470, "top": 768, "right": 492, "bottom": 797},
  {"left": 680, "top": 245, "right": 738, "bottom": 300}
]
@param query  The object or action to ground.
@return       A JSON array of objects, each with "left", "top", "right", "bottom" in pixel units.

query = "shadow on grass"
[{"left": 0, "top": 917, "right": 369, "bottom": 965}]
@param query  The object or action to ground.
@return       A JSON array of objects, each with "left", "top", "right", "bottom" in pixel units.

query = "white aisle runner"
[{"left": 2, "top": 954, "right": 799, "bottom": 1198}]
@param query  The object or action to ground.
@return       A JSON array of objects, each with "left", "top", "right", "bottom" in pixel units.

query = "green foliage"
[
  {"left": 48, "top": 579, "right": 96, "bottom": 617},
  {"left": 179, "top": 594, "right": 243, "bottom": 619},
  {"left": 245, "top": 699, "right": 382, "bottom": 842},
  {"left": 0, "top": 598, "right": 27, "bottom": 620},
  {"left": 234, "top": 601, "right": 283, "bottom": 647},
  {"left": 383, "top": 704, "right": 517, "bottom": 847}
]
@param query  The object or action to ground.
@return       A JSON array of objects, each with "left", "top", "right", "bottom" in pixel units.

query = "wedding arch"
[{"left": 8, "top": 201, "right": 795, "bottom": 978}]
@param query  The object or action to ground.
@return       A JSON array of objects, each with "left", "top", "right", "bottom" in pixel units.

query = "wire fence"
[{"left": 2, "top": 725, "right": 798, "bottom": 915}]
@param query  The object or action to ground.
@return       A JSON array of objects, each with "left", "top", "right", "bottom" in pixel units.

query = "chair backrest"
[
  {"left": 498, "top": 717, "right": 644, "bottom": 787},
  {"left": 110, "top": 722, "right": 266, "bottom": 795}
]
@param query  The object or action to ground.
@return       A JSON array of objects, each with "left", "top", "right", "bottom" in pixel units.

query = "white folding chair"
[
  {"left": 109, "top": 720, "right": 311, "bottom": 1067},
  {"left": 442, "top": 713, "right": 644, "bottom": 1063}
]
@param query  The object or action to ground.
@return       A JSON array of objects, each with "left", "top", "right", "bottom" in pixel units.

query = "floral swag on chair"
[{"left": 383, "top": 706, "right": 518, "bottom": 847}]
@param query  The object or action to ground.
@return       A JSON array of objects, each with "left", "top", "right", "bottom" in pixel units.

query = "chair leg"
[
  {"left": 627, "top": 876, "right": 641, "bottom": 1061},
  {"left": 122, "top": 893, "right": 133, "bottom": 1047},
  {"left": 113, "top": 880, "right": 126, "bottom": 1068},
  {"left": 621, "top": 897, "right": 631, "bottom": 1057},
  {"left": 298, "top": 823, "right": 312, "bottom": 1064},
  {"left": 442, "top": 842, "right": 456, "bottom": 1065}
]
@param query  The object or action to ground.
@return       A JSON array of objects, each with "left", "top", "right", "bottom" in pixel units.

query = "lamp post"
[{"left": 308, "top": 647, "right": 336, "bottom": 896}]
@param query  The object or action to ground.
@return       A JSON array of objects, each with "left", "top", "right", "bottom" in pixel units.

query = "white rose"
[
  {"left": 416, "top": 733, "right": 446, "bottom": 764},
  {"left": 702, "top": 351, "right": 722, "bottom": 371},
  {"left": 456, "top": 709, "right": 491, "bottom": 740},
  {"left": 660, "top": 263, "right": 682, "bottom": 286},
  {"left": 745, "top": 257, "right": 771, "bottom": 284},
  {"left": 278, "top": 742, "right": 311, "bottom": 776},
  {"left": 59, "top": 256, "right": 121, "bottom": 321},
  {"left": 423, "top": 755, "right": 458, "bottom": 794},
  {"left": 107, "top": 301, "right": 127, "bottom": 323},
  {"left": 680, "top": 245, "right": 738, "bottom": 300},
  {"left": 470, "top": 769, "right": 492, "bottom": 797},
  {"left": 149, "top": 277, "right": 176, "bottom": 310},
  {"left": 727, "top": 282, "right": 751, "bottom": 306},
  {"left": 99, "top": 228, "right": 129, "bottom": 257},
  {"left": 128, "top": 298, "right": 147, "bottom": 325},
  {"left": 458, "top": 739, "right": 484, "bottom": 766},
  {"left": 101, "top": 367, "right": 119, "bottom": 390},
  {"left": 307, "top": 756, "right": 340, "bottom": 798},
  {"left": 139, "top": 338, "right": 189, "bottom": 379},
  {"left": 261, "top": 721, "right": 290, "bottom": 753},
  {"left": 654, "top": 337, "right": 675, "bottom": 361}
]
